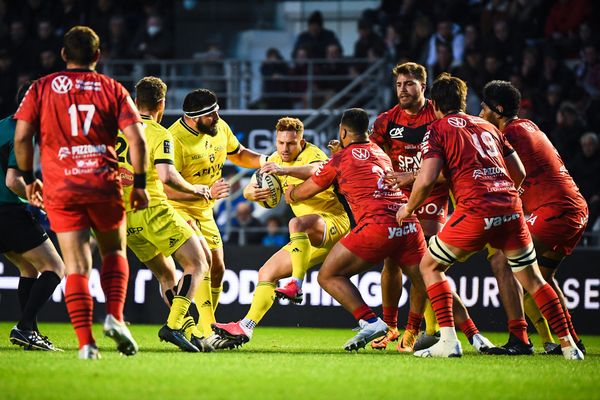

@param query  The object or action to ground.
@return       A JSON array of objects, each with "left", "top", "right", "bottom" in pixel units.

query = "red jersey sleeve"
[
  {"left": 14, "top": 80, "right": 40, "bottom": 127},
  {"left": 312, "top": 156, "right": 338, "bottom": 188},
  {"left": 421, "top": 124, "right": 444, "bottom": 161},
  {"left": 369, "top": 113, "right": 387, "bottom": 148},
  {"left": 115, "top": 83, "right": 141, "bottom": 131},
  {"left": 500, "top": 132, "right": 515, "bottom": 157}
]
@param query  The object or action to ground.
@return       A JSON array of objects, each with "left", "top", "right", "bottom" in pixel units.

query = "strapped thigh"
[{"left": 506, "top": 243, "right": 537, "bottom": 272}]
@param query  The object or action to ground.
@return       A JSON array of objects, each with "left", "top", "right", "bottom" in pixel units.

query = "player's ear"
[
  {"left": 60, "top": 47, "right": 68, "bottom": 63},
  {"left": 92, "top": 49, "right": 101, "bottom": 64},
  {"left": 496, "top": 105, "right": 504, "bottom": 117}
]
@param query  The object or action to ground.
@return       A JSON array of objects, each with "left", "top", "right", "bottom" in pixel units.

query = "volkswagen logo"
[
  {"left": 351, "top": 148, "right": 370, "bottom": 160},
  {"left": 51, "top": 76, "right": 73, "bottom": 94},
  {"left": 448, "top": 117, "right": 467, "bottom": 128}
]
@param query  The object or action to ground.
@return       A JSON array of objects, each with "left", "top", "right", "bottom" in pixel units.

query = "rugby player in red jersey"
[
  {"left": 285, "top": 108, "right": 427, "bottom": 351},
  {"left": 14, "top": 26, "right": 148, "bottom": 359},
  {"left": 371, "top": 62, "right": 494, "bottom": 353},
  {"left": 396, "top": 73, "right": 583, "bottom": 360},
  {"left": 480, "top": 80, "right": 588, "bottom": 355}
]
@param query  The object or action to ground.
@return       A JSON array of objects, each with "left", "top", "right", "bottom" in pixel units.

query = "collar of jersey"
[
  {"left": 345, "top": 141, "right": 370, "bottom": 148},
  {"left": 179, "top": 117, "right": 201, "bottom": 136},
  {"left": 65, "top": 68, "right": 95, "bottom": 73}
]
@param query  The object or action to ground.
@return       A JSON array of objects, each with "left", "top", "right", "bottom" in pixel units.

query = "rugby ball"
[{"left": 252, "top": 170, "right": 283, "bottom": 209}]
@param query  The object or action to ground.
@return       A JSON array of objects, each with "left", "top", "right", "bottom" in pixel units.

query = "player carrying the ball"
[{"left": 212, "top": 117, "right": 350, "bottom": 345}]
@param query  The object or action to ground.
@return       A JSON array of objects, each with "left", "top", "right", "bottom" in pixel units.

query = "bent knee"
[{"left": 288, "top": 217, "right": 306, "bottom": 233}]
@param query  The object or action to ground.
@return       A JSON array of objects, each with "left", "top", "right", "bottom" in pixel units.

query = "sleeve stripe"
[
  {"left": 227, "top": 143, "right": 241, "bottom": 155},
  {"left": 154, "top": 159, "right": 174, "bottom": 165}
]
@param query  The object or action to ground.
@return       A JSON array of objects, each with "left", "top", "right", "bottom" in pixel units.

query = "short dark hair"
[
  {"left": 135, "top": 76, "right": 167, "bottom": 111},
  {"left": 482, "top": 80, "right": 521, "bottom": 118},
  {"left": 183, "top": 88, "right": 218, "bottom": 113},
  {"left": 63, "top": 26, "right": 100, "bottom": 65},
  {"left": 16, "top": 81, "right": 32, "bottom": 106},
  {"left": 430, "top": 73, "right": 467, "bottom": 114},
  {"left": 341, "top": 108, "right": 369, "bottom": 136},
  {"left": 392, "top": 62, "right": 427, "bottom": 86}
]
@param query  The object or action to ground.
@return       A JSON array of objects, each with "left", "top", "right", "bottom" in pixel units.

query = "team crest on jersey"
[
  {"left": 163, "top": 140, "right": 171, "bottom": 154},
  {"left": 209, "top": 153, "right": 215, "bottom": 163},
  {"left": 58, "top": 147, "right": 71, "bottom": 160},
  {"left": 351, "top": 148, "right": 370, "bottom": 160},
  {"left": 51, "top": 75, "right": 73, "bottom": 94},
  {"left": 448, "top": 117, "right": 467, "bottom": 128}
]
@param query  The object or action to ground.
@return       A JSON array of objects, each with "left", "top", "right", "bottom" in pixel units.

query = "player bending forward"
[
  {"left": 117, "top": 77, "right": 212, "bottom": 352},
  {"left": 212, "top": 117, "right": 350, "bottom": 345},
  {"left": 284, "top": 108, "right": 428, "bottom": 351},
  {"left": 396, "top": 73, "right": 583, "bottom": 360}
]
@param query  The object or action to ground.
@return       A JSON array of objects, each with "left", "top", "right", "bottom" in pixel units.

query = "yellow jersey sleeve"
[
  {"left": 151, "top": 127, "right": 175, "bottom": 165},
  {"left": 224, "top": 122, "right": 241, "bottom": 155}
]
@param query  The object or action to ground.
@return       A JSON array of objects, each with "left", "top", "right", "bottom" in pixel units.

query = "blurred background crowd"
[{"left": 0, "top": 0, "right": 598, "bottom": 244}]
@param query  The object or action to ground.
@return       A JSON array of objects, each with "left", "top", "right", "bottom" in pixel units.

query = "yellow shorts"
[
  {"left": 126, "top": 202, "right": 195, "bottom": 263},
  {"left": 173, "top": 206, "right": 222, "bottom": 250},
  {"left": 485, "top": 243, "right": 498, "bottom": 260},
  {"left": 283, "top": 212, "right": 350, "bottom": 267}
]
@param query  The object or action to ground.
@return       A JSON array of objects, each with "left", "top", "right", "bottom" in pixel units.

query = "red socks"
[
  {"left": 100, "top": 253, "right": 129, "bottom": 322},
  {"left": 352, "top": 304, "right": 377, "bottom": 322},
  {"left": 406, "top": 311, "right": 423, "bottom": 332},
  {"left": 564, "top": 309, "right": 580, "bottom": 342},
  {"left": 65, "top": 274, "right": 94, "bottom": 348},
  {"left": 508, "top": 318, "right": 529, "bottom": 344},
  {"left": 382, "top": 306, "right": 398, "bottom": 328},
  {"left": 458, "top": 319, "right": 479, "bottom": 342},
  {"left": 427, "top": 280, "right": 454, "bottom": 327},
  {"left": 533, "top": 283, "right": 569, "bottom": 338}
]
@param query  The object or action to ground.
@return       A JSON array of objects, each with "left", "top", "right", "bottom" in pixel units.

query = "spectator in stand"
[
  {"left": 428, "top": 42, "right": 453, "bottom": 86},
  {"left": 575, "top": 44, "right": 600, "bottom": 100},
  {"left": 480, "top": 0, "right": 511, "bottom": 39},
  {"left": 486, "top": 18, "right": 521, "bottom": 68},
  {"left": 407, "top": 15, "right": 433, "bottom": 66},
  {"left": 103, "top": 15, "right": 131, "bottom": 60},
  {"left": 452, "top": 48, "right": 484, "bottom": 110},
  {"left": 37, "top": 49, "right": 61, "bottom": 77},
  {"left": 33, "top": 19, "right": 61, "bottom": 57},
  {"left": 0, "top": 49, "right": 17, "bottom": 117},
  {"left": 259, "top": 48, "right": 290, "bottom": 109},
  {"left": 520, "top": 46, "right": 542, "bottom": 91},
  {"left": 316, "top": 43, "right": 349, "bottom": 105},
  {"left": 507, "top": 0, "right": 546, "bottom": 41},
  {"left": 288, "top": 46, "right": 310, "bottom": 109},
  {"left": 544, "top": 0, "right": 592, "bottom": 40},
  {"left": 291, "top": 10, "right": 342, "bottom": 60},
  {"left": 228, "top": 202, "right": 264, "bottom": 246},
  {"left": 7, "top": 20, "right": 35, "bottom": 73},
  {"left": 426, "top": 19, "right": 464, "bottom": 69},
  {"left": 89, "top": 0, "right": 119, "bottom": 43},
  {"left": 568, "top": 132, "right": 600, "bottom": 231},
  {"left": 354, "top": 18, "right": 386, "bottom": 72},
  {"left": 549, "top": 102, "right": 586, "bottom": 161},
  {"left": 538, "top": 46, "right": 575, "bottom": 98},
  {"left": 130, "top": 14, "right": 173, "bottom": 60},
  {"left": 261, "top": 216, "right": 288, "bottom": 247},
  {"left": 383, "top": 24, "right": 402, "bottom": 63},
  {"left": 462, "top": 24, "right": 481, "bottom": 54},
  {"left": 54, "top": 0, "right": 85, "bottom": 35},
  {"left": 482, "top": 51, "right": 508, "bottom": 83},
  {"left": 537, "top": 84, "right": 563, "bottom": 133}
]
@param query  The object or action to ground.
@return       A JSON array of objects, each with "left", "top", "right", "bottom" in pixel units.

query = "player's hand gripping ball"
[{"left": 251, "top": 170, "right": 283, "bottom": 208}]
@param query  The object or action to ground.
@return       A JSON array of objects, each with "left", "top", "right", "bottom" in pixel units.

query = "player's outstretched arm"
[
  {"left": 261, "top": 162, "right": 321, "bottom": 180},
  {"left": 397, "top": 157, "right": 442, "bottom": 223},
  {"left": 285, "top": 177, "right": 325, "bottom": 204},
  {"left": 228, "top": 144, "right": 267, "bottom": 169},
  {"left": 156, "top": 163, "right": 209, "bottom": 200},
  {"left": 503, "top": 152, "right": 526, "bottom": 190}
]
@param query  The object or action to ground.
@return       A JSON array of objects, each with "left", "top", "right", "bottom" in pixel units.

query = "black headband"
[{"left": 482, "top": 98, "right": 510, "bottom": 117}]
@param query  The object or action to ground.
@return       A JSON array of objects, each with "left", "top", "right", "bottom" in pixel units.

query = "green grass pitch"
[{"left": 1, "top": 322, "right": 598, "bottom": 400}]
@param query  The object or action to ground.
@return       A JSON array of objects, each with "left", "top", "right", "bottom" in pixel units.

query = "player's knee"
[
  {"left": 288, "top": 217, "right": 306, "bottom": 233},
  {"left": 506, "top": 243, "right": 537, "bottom": 272},
  {"left": 427, "top": 236, "right": 457, "bottom": 267}
]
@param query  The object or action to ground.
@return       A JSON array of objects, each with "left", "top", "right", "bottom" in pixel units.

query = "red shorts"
[
  {"left": 526, "top": 206, "right": 588, "bottom": 255},
  {"left": 415, "top": 192, "right": 448, "bottom": 224},
  {"left": 340, "top": 218, "right": 426, "bottom": 266},
  {"left": 438, "top": 210, "right": 532, "bottom": 253},
  {"left": 45, "top": 200, "right": 125, "bottom": 233}
]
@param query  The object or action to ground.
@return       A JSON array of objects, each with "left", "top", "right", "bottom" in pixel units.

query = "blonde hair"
[{"left": 276, "top": 117, "right": 304, "bottom": 135}]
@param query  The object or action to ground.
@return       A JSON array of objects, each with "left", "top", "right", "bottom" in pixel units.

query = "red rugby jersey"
[
  {"left": 312, "top": 142, "right": 408, "bottom": 225},
  {"left": 503, "top": 118, "right": 586, "bottom": 213},
  {"left": 15, "top": 69, "right": 141, "bottom": 206},
  {"left": 422, "top": 113, "right": 522, "bottom": 216},
  {"left": 371, "top": 100, "right": 449, "bottom": 199}
]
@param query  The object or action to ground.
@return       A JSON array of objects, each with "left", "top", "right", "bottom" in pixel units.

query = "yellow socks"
[
  {"left": 167, "top": 295, "right": 191, "bottom": 330},
  {"left": 245, "top": 282, "right": 276, "bottom": 324},
  {"left": 290, "top": 232, "right": 311, "bottom": 280},
  {"left": 524, "top": 292, "right": 554, "bottom": 343},
  {"left": 424, "top": 300, "right": 440, "bottom": 335},
  {"left": 211, "top": 285, "right": 222, "bottom": 312},
  {"left": 194, "top": 276, "right": 216, "bottom": 337}
]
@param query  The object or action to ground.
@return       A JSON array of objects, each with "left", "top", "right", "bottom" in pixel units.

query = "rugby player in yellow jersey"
[
  {"left": 166, "top": 89, "right": 268, "bottom": 348},
  {"left": 117, "top": 77, "right": 212, "bottom": 352},
  {"left": 211, "top": 117, "right": 350, "bottom": 345}
]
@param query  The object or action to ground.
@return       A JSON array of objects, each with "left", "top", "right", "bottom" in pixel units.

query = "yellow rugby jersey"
[
  {"left": 118, "top": 116, "right": 173, "bottom": 212},
  {"left": 270, "top": 142, "right": 345, "bottom": 217},
  {"left": 168, "top": 117, "right": 241, "bottom": 214}
]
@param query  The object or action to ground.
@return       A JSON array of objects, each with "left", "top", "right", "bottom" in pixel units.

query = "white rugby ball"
[{"left": 252, "top": 170, "right": 283, "bottom": 209}]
